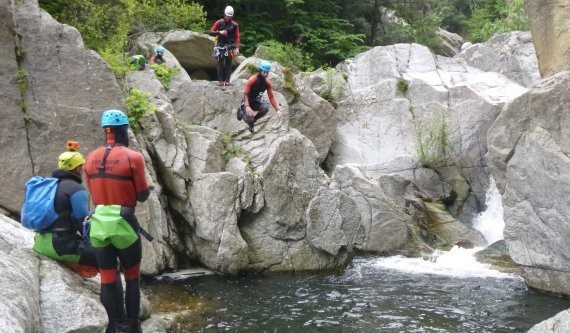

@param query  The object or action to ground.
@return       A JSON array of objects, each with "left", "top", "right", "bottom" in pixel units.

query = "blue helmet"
[
  {"left": 259, "top": 60, "right": 271, "bottom": 72},
  {"left": 101, "top": 109, "right": 129, "bottom": 127},
  {"left": 156, "top": 46, "right": 166, "bottom": 53}
]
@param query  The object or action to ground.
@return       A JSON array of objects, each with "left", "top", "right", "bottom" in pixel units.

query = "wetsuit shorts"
[{"left": 90, "top": 205, "right": 138, "bottom": 249}]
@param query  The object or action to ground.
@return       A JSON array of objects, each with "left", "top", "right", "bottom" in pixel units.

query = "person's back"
[
  {"left": 86, "top": 145, "right": 145, "bottom": 208},
  {"left": 32, "top": 141, "right": 97, "bottom": 276},
  {"left": 130, "top": 55, "right": 146, "bottom": 70},
  {"left": 85, "top": 109, "right": 149, "bottom": 333}
]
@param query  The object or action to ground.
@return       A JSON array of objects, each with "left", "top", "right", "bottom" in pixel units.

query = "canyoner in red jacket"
[
  {"left": 236, "top": 60, "right": 282, "bottom": 133},
  {"left": 85, "top": 109, "right": 150, "bottom": 333},
  {"left": 209, "top": 5, "right": 240, "bottom": 86}
]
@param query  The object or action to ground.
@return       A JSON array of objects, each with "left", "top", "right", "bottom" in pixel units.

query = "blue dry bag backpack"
[{"left": 21, "top": 176, "right": 60, "bottom": 231}]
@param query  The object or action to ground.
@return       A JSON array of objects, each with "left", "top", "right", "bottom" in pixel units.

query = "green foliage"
[
  {"left": 409, "top": 13, "right": 442, "bottom": 52},
  {"left": 397, "top": 78, "right": 409, "bottom": 94},
  {"left": 320, "top": 68, "right": 345, "bottom": 104},
  {"left": 39, "top": 0, "right": 117, "bottom": 51},
  {"left": 287, "top": 1, "right": 367, "bottom": 67},
  {"left": 244, "top": 62, "right": 259, "bottom": 76},
  {"left": 130, "top": 0, "right": 206, "bottom": 33},
  {"left": 221, "top": 132, "right": 249, "bottom": 163},
  {"left": 256, "top": 40, "right": 314, "bottom": 72},
  {"left": 38, "top": 0, "right": 206, "bottom": 76},
  {"left": 466, "top": 0, "right": 528, "bottom": 42},
  {"left": 283, "top": 68, "right": 300, "bottom": 103},
  {"left": 415, "top": 112, "right": 454, "bottom": 169},
  {"left": 151, "top": 64, "right": 180, "bottom": 91},
  {"left": 125, "top": 88, "right": 156, "bottom": 133},
  {"left": 16, "top": 66, "right": 27, "bottom": 93}
]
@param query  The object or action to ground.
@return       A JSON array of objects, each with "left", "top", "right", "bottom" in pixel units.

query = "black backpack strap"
[{"left": 98, "top": 145, "right": 113, "bottom": 177}]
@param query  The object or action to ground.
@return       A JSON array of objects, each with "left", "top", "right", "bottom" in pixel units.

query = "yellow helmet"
[{"left": 58, "top": 151, "right": 86, "bottom": 171}]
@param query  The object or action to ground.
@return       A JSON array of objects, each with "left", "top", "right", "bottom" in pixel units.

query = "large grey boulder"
[
  {"left": 133, "top": 30, "right": 219, "bottom": 77},
  {"left": 488, "top": 71, "right": 570, "bottom": 295},
  {"left": 528, "top": 309, "right": 570, "bottom": 333},
  {"left": 1, "top": 0, "right": 123, "bottom": 213},
  {"left": 459, "top": 31, "right": 540, "bottom": 88},
  {"left": 0, "top": 215, "right": 108, "bottom": 333},
  {"left": 324, "top": 42, "right": 528, "bottom": 224},
  {"left": 525, "top": 0, "right": 570, "bottom": 77}
]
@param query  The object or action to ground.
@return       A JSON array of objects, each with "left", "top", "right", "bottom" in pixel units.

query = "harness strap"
[
  {"left": 98, "top": 145, "right": 112, "bottom": 177},
  {"left": 87, "top": 145, "right": 134, "bottom": 181}
]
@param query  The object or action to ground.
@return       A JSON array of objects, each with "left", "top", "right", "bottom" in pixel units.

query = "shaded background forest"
[{"left": 39, "top": 0, "right": 528, "bottom": 71}]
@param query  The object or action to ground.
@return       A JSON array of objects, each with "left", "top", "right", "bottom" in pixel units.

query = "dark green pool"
[{"left": 143, "top": 254, "right": 570, "bottom": 333}]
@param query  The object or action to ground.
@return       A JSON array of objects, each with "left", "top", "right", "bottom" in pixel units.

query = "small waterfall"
[
  {"left": 472, "top": 177, "right": 505, "bottom": 244},
  {"left": 370, "top": 176, "right": 512, "bottom": 278}
]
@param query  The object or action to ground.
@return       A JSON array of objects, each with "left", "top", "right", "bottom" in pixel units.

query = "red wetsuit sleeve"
[
  {"left": 129, "top": 149, "right": 150, "bottom": 202},
  {"left": 209, "top": 19, "right": 222, "bottom": 36}
]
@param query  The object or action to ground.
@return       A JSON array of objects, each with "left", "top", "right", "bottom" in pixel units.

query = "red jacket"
[
  {"left": 209, "top": 18, "right": 240, "bottom": 48},
  {"left": 85, "top": 145, "right": 149, "bottom": 208}
]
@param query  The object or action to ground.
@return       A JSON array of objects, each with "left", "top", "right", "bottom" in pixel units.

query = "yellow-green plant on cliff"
[
  {"left": 415, "top": 112, "right": 455, "bottom": 169},
  {"left": 221, "top": 132, "right": 250, "bottom": 164},
  {"left": 321, "top": 67, "right": 345, "bottom": 104},
  {"left": 125, "top": 88, "right": 156, "bottom": 133},
  {"left": 151, "top": 64, "right": 180, "bottom": 91}
]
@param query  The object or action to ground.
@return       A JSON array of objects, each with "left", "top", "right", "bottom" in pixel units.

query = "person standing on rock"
[
  {"left": 237, "top": 60, "right": 282, "bottom": 133},
  {"left": 85, "top": 109, "right": 150, "bottom": 333},
  {"left": 31, "top": 141, "right": 127, "bottom": 331},
  {"left": 209, "top": 5, "right": 240, "bottom": 86}
]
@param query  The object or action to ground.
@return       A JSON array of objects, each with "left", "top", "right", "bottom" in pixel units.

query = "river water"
[{"left": 142, "top": 179, "right": 570, "bottom": 332}]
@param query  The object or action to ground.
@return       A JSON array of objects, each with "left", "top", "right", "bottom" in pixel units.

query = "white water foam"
[
  {"left": 368, "top": 246, "right": 517, "bottom": 279},
  {"left": 368, "top": 177, "right": 512, "bottom": 279},
  {"left": 472, "top": 177, "right": 504, "bottom": 244}
]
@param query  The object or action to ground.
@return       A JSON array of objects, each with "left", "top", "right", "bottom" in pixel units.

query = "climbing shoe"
[
  {"left": 248, "top": 123, "right": 255, "bottom": 133},
  {"left": 237, "top": 108, "right": 243, "bottom": 121}
]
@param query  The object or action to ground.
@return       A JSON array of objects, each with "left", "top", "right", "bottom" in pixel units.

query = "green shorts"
[
  {"left": 89, "top": 205, "right": 138, "bottom": 250},
  {"left": 33, "top": 233, "right": 80, "bottom": 263}
]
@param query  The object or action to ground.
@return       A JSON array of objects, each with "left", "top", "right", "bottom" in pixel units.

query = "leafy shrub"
[
  {"left": 321, "top": 68, "right": 345, "bottom": 104},
  {"left": 221, "top": 132, "right": 249, "bottom": 163},
  {"left": 38, "top": 0, "right": 206, "bottom": 77},
  {"left": 256, "top": 40, "right": 314, "bottom": 72},
  {"left": 397, "top": 79, "right": 409, "bottom": 94},
  {"left": 416, "top": 113, "right": 455, "bottom": 169},
  {"left": 125, "top": 89, "right": 156, "bottom": 133},
  {"left": 467, "top": 0, "right": 528, "bottom": 42},
  {"left": 151, "top": 64, "right": 180, "bottom": 91},
  {"left": 130, "top": 0, "right": 206, "bottom": 33},
  {"left": 283, "top": 67, "right": 300, "bottom": 103}
]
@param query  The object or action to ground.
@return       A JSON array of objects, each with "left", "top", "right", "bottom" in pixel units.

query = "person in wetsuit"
[
  {"left": 85, "top": 109, "right": 150, "bottom": 333},
  {"left": 237, "top": 60, "right": 282, "bottom": 133},
  {"left": 209, "top": 5, "right": 240, "bottom": 86},
  {"left": 149, "top": 46, "right": 166, "bottom": 65},
  {"left": 32, "top": 141, "right": 126, "bottom": 331}
]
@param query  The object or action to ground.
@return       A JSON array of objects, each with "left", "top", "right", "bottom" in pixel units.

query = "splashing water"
[
  {"left": 472, "top": 177, "right": 505, "bottom": 244},
  {"left": 371, "top": 176, "right": 507, "bottom": 278}
]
